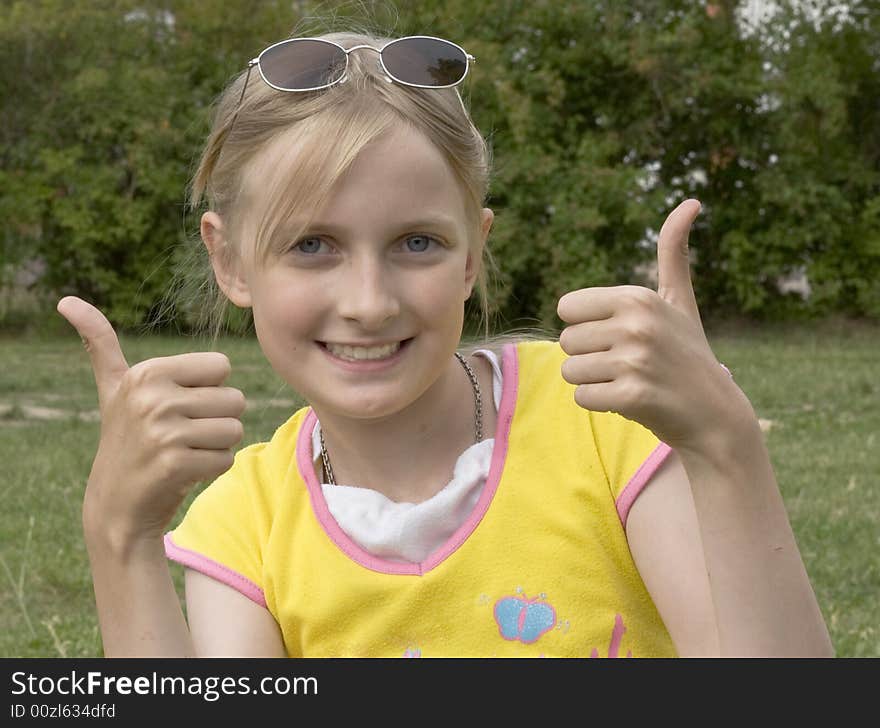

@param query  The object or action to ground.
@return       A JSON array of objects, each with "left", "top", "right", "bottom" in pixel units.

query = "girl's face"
[{"left": 206, "top": 124, "right": 492, "bottom": 422}]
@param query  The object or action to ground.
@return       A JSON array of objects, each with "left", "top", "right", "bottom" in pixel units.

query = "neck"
[{"left": 313, "top": 353, "right": 485, "bottom": 503}]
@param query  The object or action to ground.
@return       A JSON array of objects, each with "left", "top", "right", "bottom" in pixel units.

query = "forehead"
[
  {"left": 317, "top": 124, "right": 467, "bottom": 221},
  {"left": 238, "top": 122, "right": 469, "bottom": 245}
]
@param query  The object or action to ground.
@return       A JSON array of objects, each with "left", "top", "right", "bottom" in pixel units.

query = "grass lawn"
[{"left": 1, "top": 318, "right": 877, "bottom": 657}]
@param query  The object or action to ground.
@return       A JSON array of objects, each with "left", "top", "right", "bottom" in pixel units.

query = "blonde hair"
[{"left": 168, "top": 30, "right": 505, "bottom": 345}]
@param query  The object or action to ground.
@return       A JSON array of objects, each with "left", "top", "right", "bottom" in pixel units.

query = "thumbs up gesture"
[
  {"left": 57, "top": 296, "right": 247, "bottom": 546},
  {"left": 556, "top": 199, "right": 748, "bottom": 452}
]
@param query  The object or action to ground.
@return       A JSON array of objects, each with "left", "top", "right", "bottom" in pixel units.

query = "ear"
[
  {"left": 464, "top": 207, "right": 494, "bottom": 298},
  {"left": 201, "top": 212, "right": 253, "bottom": 308}
]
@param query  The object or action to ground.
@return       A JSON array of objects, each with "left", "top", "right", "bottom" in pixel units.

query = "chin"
[{"left": 338, "top": 397, "right": 408, "bottom": 422}]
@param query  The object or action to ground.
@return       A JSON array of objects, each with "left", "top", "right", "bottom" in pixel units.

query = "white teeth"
[{"left": 325, "top": 341, "right": 402, "bottom": 361}]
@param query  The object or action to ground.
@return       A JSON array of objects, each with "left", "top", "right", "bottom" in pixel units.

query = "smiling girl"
[{"left": 58, "top": 30, "right": 832, "bottom": 658}]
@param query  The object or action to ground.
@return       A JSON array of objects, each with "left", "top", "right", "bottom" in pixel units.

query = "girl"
[{"left": 57, "top": 31, "right": 833, "bottom": 657}]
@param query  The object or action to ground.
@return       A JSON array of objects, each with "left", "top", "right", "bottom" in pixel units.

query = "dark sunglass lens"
[
  {"left": 259, "top": 39, "right": 346, "bottom": 90},
  {"left": 383, "top": 37, "right": 466, "bottom": 87}
]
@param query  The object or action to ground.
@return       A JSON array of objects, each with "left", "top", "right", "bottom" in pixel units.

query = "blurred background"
[
  {"left": 0, "top": 0, "right": 877, "bottom": 657},
  {"left": 2, "top": 0, "right": 879, "bottom": 333}
]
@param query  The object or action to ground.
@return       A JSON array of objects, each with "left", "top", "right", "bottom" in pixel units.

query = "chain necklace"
[{"left": 319, "top": 351, "right": 483, "bottom": 486}]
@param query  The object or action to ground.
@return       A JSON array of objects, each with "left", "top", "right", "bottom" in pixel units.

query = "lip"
[
  {"left": 317, "top": 338, "right": 413, "bottom": 372},
  {"left": 322, "top": 339, "right": 406, "bottom": 347}
]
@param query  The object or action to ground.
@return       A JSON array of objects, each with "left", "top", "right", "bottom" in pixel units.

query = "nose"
[{"left": 335, "top": 255, "right": 400, "bottom": 330}]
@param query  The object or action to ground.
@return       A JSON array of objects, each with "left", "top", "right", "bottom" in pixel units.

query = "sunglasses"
[
  {"left": 251, "top": 35, "right": 474, "bottom": 92},
  {"left": 221, "top": 35, "right": 477, "bottom": 166},
  {"left": 225, "top": 35, "right": 475, "bottom": 137}
]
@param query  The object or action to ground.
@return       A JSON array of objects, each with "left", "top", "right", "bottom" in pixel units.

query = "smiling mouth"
[{"left": 318, "top": 338, "right": 413, "bottom": 362}]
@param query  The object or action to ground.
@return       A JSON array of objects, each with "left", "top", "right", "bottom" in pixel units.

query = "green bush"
[{"left": 2, "top": 0, "right": 878, "bottom": 333}]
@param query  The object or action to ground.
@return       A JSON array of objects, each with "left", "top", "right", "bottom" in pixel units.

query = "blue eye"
[
  {"left": 292, "top": 237, "right": 326, "bottom": 254},
  {"left": 404, "top": 235, "right": 438, "bottom": 253}
]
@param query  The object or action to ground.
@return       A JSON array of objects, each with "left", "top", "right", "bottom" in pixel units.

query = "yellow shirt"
[{"left": 166, "top": 340, "right": 676, "bottom": 657}]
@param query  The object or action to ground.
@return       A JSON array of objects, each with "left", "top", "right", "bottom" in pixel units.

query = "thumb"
[
  {"left": 656, "top": 198, "right": 702, "bottom": 324},
  {"left": 56, "top": 296, "right": 130, "bottom": 404}
]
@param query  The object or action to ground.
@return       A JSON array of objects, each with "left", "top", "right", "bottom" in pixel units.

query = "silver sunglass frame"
[
  {"left": 251, "top": 35, "right": 475, "bottom": 92},
  {"left": 223, "top": 35, "right": 475, "bottom": 152}
]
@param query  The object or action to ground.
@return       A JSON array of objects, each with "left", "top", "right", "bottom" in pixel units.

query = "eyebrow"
[{"left": 304, "top": 215, "right": 461, "bottom": 236}]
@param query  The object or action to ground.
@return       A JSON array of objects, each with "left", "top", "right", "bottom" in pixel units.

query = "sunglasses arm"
[{"left": 225, "top": 61, "right": 257, "bottom": 144}]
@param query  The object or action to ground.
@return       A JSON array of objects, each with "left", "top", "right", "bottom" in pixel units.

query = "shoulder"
[
  {"left": 166, "top": 405, "right": 313, "bottom": 588},
  {"left": 466, "top": 334, "right": 564, "bottom": 388},
  {"left": 514, "top": 338, "right": 566, "bottom": 365},
  {"left": 179, "top": 404, "right": 312, "bottom": 520},
  {"left": 248, "top": 404, "right": 312, "bottom": 480},
  {"left": 462, "top": 331, "right": 560, "bottom": 361},
  {"left": 500, "top": 337, "right": 669, "bottom": 518},
  {"left": 625, "top": 450, "right": 719, "bottom": 655}
]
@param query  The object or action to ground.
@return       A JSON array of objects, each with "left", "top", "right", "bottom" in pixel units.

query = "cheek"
[
  {"left": 406, "top": 268, "right": 468, "bottom": 321},
  {"left": 250, "top": 275, "right": 325, "bottom": 336},
  {"left": 249, "top": 288, "right": 324, "bottom": 385}
]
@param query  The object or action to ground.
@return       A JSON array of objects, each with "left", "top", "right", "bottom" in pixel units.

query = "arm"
[
  {"left": 627, "top": 430, "right": 834, "bottom": 657},
  {"left": 58, "top": 295, "right": 247, "bottom": 657},
  {"left": 84, "top": 527, "right": 285, "bottom": 657},
  {"left": 557, "top": 199, "right": 833, "bottom": 657},
  {"left": 184, "top": 569, "right": 287, "bottom": 656},
  {"left": 624, "top": 452, "right": 719, "bottom": 656},
  {"left": 84, "top": 529, "right": 195, "bottom": 657}
]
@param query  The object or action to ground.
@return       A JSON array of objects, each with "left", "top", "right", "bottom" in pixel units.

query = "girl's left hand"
[{"left": 556, "top": 198, "right": 753, "bottom": 454}]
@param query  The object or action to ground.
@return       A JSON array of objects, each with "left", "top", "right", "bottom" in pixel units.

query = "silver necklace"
[{"left": 319, "top": 351, "right": 482, "bottom": 486}]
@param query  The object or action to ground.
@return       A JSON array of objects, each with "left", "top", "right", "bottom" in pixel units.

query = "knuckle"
[
  {"left": 560, "top": 357, "right": 575, "bottom": 383},
  {"left": 574, "top": 384, "right": 594, "bottom": 411},
  {"left": 621, "top": 347, "right": 650, "bottom": 375},
  {"left": 620, "top": 377, "right": 650, "bottom": 410},
  {"left": 146, "top": 421, "right": 174, "bottom": 451},
  {"left": 123, "top": 362, "right": 152, "bottom": 390},
  {"left": 556, "top": 293, "right": 571, "bottom": 320},
  {"left": 627, "top": 285, "right": 657, "bottom": 309},
  {"left": 623, "top": 315, "right": 656, "bottom": 344},
  {"left": 229, "top": 418, "right": 245, "bottom": 443},
  {"left": 129, "top": 390, "right": 156, "bottom": 418},
  {"left": 557, "top": 289, "right": 585, "bottom": 322},
  {"left": 558, "top": 328, "right": 573, "bottom": 353},
  {"left": 155, "top": 448, "right": 181, "bottom": 484},
  {"left": 213, "top": 450, "right": 236, "bottom": 476},
  {"left": 213, "top": 352, "right": 232, "bottom": 376}
]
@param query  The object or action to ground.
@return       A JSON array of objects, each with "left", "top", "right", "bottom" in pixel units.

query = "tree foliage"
[{"left": 2, "top": 0, "right": 878, "bottom": 333}]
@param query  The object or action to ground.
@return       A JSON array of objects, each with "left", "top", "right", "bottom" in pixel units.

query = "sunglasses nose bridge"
[
  {"left": 341, "top": 43, "right": 393, "bottom": 83},
  {"left": 343, "top": 44, "right": 381, "bottom": 55}
]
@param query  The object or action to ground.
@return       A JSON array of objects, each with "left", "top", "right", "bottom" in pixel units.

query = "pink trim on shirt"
[
  {"left": 296, "top": 343, "right": 520, "bottom": 576},
  {"left": 614, "top": 442, "right": 673, "bottom": 528},
  {"left": 164, "top": 533, "right": 267, "bottom": 608}
]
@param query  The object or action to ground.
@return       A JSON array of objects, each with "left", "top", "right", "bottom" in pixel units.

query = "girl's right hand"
[{"left": 57, "top": 296, "right": 247, "bottom": 549}]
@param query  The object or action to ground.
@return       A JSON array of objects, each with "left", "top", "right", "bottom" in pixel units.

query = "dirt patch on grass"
[
  {"left": 0, "top": 397, "right": 299, "bottom": 426},
  {"left": 0, "top": 402, "right": 99, "bottom": 424}
]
